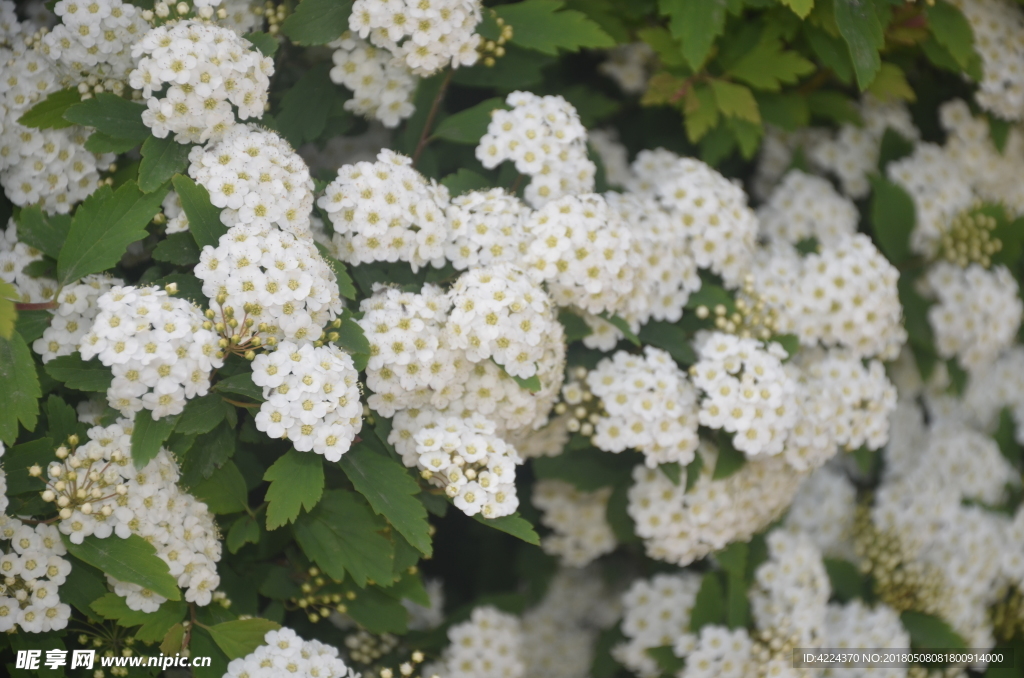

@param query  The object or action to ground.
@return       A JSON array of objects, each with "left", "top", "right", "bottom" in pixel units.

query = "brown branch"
[
  {"left": 14, "top": 301, "right": 57, "bottom": 311},
  {"left": 412, "top": 70, "right": 454, "bottom": 167}
]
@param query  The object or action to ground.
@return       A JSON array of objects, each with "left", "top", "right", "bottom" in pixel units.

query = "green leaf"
[
  {"left": 877, "top": 128, "right": 915, "bottom": 171},
  {"left": 0, "top": 281, "right": 14, "bottom": 341},
  {"left": 227, "top": 514, "right": 261, "bottom": 553},
  {"left": 533, "top": 446, "right": 638, "bottom": 491},
  {"left": 989, "top": 114, "right": 1011, "bottom": 154},
  {"left": 900, "top": 611, "right": 968, "bottom": 650},
  {"left": 345, "top": 585, "right": 410, "bottom": 634},
  {"left": 244, "top": 31, "right": 279, "bottom": 57},
  {"left": 866, "top": 62, "right": 915, "bottom": 103},
  {"left": 558, "top": 309, "right": 592, "bottom": 342},
  {"left": 869, "top": 175, "right": 915, "bottom": 265},
  {"left": 660, "top": 0, "right": 728, "bottom": 70},
  {"left": 46, "top": 395, "right": 80, "bottom": 447},
  {"left": 280, "top": 0, "right": 352, "bottom": 45},
  {"left": 340, "top": 444, "right": 432, "bottom": 556},
  {"left": 710, "top": 80, "right": 761, "bottom": 123},
  {"left": 834, "top": 0, "right": 885, "bottom": 90},
  {"left": 926, "top": 1, "right": 975, "bottom": 70},
  {"left": 15, "top": 206, "right": 70, "bottom": 259},
  {"left": 712, "top": 441, "right": 746, "bottom": 479},
  {"left": 276, "top": 63, "right": 337, "bottom": 147},
  {"left": 63, "top": 534, "right": 181, "bottom": 601},
  {"left": 758, "top": 92, "right": 810, "bottom": 131},
  {"left": 293, "top": 489, "right": 395, "bottom": 586},
  {"left": 179, "top": 420, "right": 236, "bottom": 487},
  {"left": 0, "top": 332, "right": 41, "bottom": 444},
  {"left": 57, "top": 181, "right": 166, "bottom": 285},
  {"left": 130, "top": 409, "right": 180, "bottom": 469},
  {"left": 472, "top": 512, "right": 541, "bottom": 545},
  {"left": 171, "top": 174, "right": 227, "bottom": 250},
  {"left": 4, "top": 438, "right": 51, "bottom": 496},
  {"left": 63, "top": 93, "right": 149, "bottom": 141},
  {"left": 823, "top": 558, "right": 867, "bottom": 602},
  {"left": 804, "top": 24, "right": 854, "bottom": 84},
  {"left": 512, "top": 373, "right": 542, "bottom": 392},
  {"left": 685, "top": 453, "right": 704, "bottom": 491},
  {"left": 17, "top": 88, "right": 81, "bottom": 130},
  {"left": 807, "top": 90, "right": 861, "bottom": 124},
  {"left": 43, "top": 353, "right": 112, "bottom": 392},
  {"left": 728, "top": 35, "right": 815, "bottom": 92},
  {"left": 659, "top": 462, "right": 682, "bottom": 485},
  {"left": 84, "top": 131, "right": 141, "bottom": 154},
  {"left": 314, "top": 243, "right": 357, "bottom": 301},
  {"left": 451, "top": 44, "right": 554, "bottom": 89},
  {"left": 495, "top": 0, "right": 615, "bottom": 55},
  {"left": 690, "top": 572, "right": 726, "bottom": 631},
  {"left": 638, "top": 321, "right": 697, "bottom": 364},
  {"left": 637, "top": 26, "right": 686, "bottom": 68},
  {"left": 779, "top": 0, "right": 814, "bottom": 19},
  {"left": 597, "top": 312, "right": 640, "bottom": 346},
  {"left": 139, "top": 135, "right": 191, "bottom": 193},
  {"left": 175, "top": 393, "right": 229, "bottom": 435},
  {"left": 192, "top": 461, "right": 249, "bottom": 514},
  {"left": 152, "top": 231, "right": 201, "bottom": 267},
  {"left": 59, "top": 557, "right": 108, "bottom": 616},
  {"left": 91, "top": 593, "right": 188, "bottom": 643},
  {"left": 214, "top": 373, "right": 265, "bottom": 402},
  {"left": 995, "top": 408, "right": 1023, "bottom": 467},
  {"left": 441, "top": 169, "right": 490, "bottom": 196},
  {"left": 645, "top": 646, "right": 685, "bottom": 674},
  {"left": 264, "top": 449, "right": 325, "bottom": 530},
  {"left": 208, "top": 619, "right": 281, "bottom": 660},
  {"left": 432, "top": 98, "right": 507, "bottom": 144}
]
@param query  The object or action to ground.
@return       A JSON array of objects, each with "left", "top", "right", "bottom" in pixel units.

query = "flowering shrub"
[{"left": 2, "top": 0, "right": 1024, "bottom": 676}]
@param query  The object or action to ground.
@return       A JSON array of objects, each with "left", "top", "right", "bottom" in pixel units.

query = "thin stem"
[
  {"left": 14, "top": 301, "right": 57, "bottom": 311},
  {"left": 412, "top": 70, "right": 454, "bottom": 167},
  {"left": 221, "top": 397, "right": 261, "bottom": 409}
]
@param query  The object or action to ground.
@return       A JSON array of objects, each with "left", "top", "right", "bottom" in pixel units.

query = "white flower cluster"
[
  {"left": 952, "top": 0, "right": 1024, "bottom": 120},
  {"left": 319, "top": 149, "right": 450, "bottom": 270},
  {"left": 599, "top": 43, "right": 655, "bottom": 95},
  {"left": 638, "top": 151, "right": 757, "bottom": 287},
  {"left": 251, "top": 341, "right": 362, "bottom": 460},
  {"left": 225, "top": 627, "right": 356, "bottom": 678},
  {"left": 785, "top": 466, "right": 858, "bottom": 561},
  {"left": 410, "top": 413, "right": 521, "bottom": 518},
  {"left": 78, "top": 285, "right": 223, "bottom": 419},
  {"left": 532, "top": 480, "right": 616, "bottom": 568},
  {"left": 965, "top": 347, "right": 1024, "bottom": 442},
  {"left": 673, "top": 625, "right": 756, "bottom": 678},
  {"left": 809, "top": 97, "right": 919, "bottom": 199},
  {"left": 627, "top": 448, "right": 805, "bottom": 566},
  {"left": 329, "top": 34, "right": 416, "bottom": 128},
  {"left": 129, "top": 20, "right": 274, "bottom": 143},
  {"left": 45, "top": 421, "right": 221, "bottom": 610},
  {"left": 445, "top": 263, "right": 558, "bottom": 379},
  {"left": 941, "top": 99, "right": 1024, "bottom": 214},
  {"left": 477, "top": 92, "right": 596, "bottom": 208},
  {"left": 612, "top": 572, "right": 702, "bottom": 678},
  {"left": 752, "top": 126, "right": 831, "bottom": 201},
  {"left": 43, "top": 0, "right": 148, "bottom": 88},
  {"left": 444, "top": 188, "right": 531, "bottom": 270},
  {"left": 349, "top": 0, "right": 481, "bottom": 75},
  {"left": 188, "top": 124, "right": 316, "bottom": 235},
  {"left": 34, "top": 273, "right": 121, "bottom": 362},
  {"left": 0, "top": 220, "right": 57, "bottom": 303},
  {"left": 438, "top": 606, "right": 524, "bottom": 678},
  {"left": 756, "top": 169, "right": 858, "bottom": 246},
  {"left": 404, "top": 578, "right": 445, "bottom": 631},
  {"left": 822, "top": 601, "right": 911, "bottom": 678},
  {"left": 922, "top": 262, "right": 1023, "bottom": 373},
  {"left": 586, "top": 347, "right": 699, "bottom": 467},
  {"left": 691, "top": 332, "right": 798, "bottom": 458},
  {"left": 0, "top": 42, "right": 113, "bottom": 213},
  {"left": 0, "top": 516, "right": 72, "bottom": 634}
]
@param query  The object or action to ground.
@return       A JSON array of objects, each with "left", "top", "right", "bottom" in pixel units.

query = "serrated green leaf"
[
  {"left": 91, "top": 593, "right": 187, "bottom": 644},
  {"left": 727, "top": 35, "right": 814, "bottom": 91},
  {"left": 63, "top": 93, "right": 149, "bottom": 141},
  {"left": 192, "top": 461, "right": 249, "bottom": 514},
  {"left": 4, "top": 437, "right": 52, "bottom": 496},
  {"left": 779, "top": 0, "right": 814, "bottom": 19},
  {"left": 757, "top": 92, "right": 810, "bottom": 131},
  {"left": 0, "top": 332, "right": 41, "bottom": 444},
  {"left": 63, "top": 533, "right": 181, "bottom": 601},
  {"left": 0, "top": 281, "right": 14, "bottom": 340},
  {"left": 690, "top": 571, "right": 726, "bottom": 631},
  {"left": 57, "top": 180, "right": 166, "bottom": 285},
  {"left": 495, "top": 0, "right": 615, "bottom": 55},
  {"left": 869, "top": 175, "right": 915, "bottom": 265},
  {"left": 84, "top": 131, "right": 140, "bottom": 154},
  {"left": 227, "top": 514, "right": 261, "bottom": 553},
  {"left": 660, "top": 0, "right": 727, "bottom": 70},
  {"left": 131, "top": 409, "right": 180, "bottom": 469},
  {"left": 340, "top": 443, "right": 432, "bottom": 556},
  {"left": 432, "top": 97, "right": 507, "bottom": 144},
  {"left": 43, "top": 353, "right": 113, "bottom": 392},
  {"left": 441, "top": 169, "right": 490, "bottom": 195},
  {"left": 900, "top": 610, "right": 968, "bottom": 649},
  {"left": 175, "top": 393, "right": 228, "bottom": 436},
  {"left": 926, "top": 1, "right": 975, "bottom": 70},
  {"left": 15, "top": 205, "right": 70, "bottom": 259},
  {"left": 344, "top": 585, "right": 409, "bottom": 634},
  {"left": 208, "top": 619, "right": 281, "bottom": 660},
  {"left": 637, "top": 26, "right": 686, "bottom": 68},
  {"left": 171, "top": 174, "right": 227, "bottom": 250},
  {"left": 293, "top": 489, "right": 394, "bottom": 586},
  {"left": 710, "top": 80, "right": 761, "bottom": 123},
  {"left": 804, "top": 23, "right": 854, "bottom": 84},
  {"left": 14, "top": 308, "right": 52, "bottom": 344},
  {"left": 275, "top": 63, "right": 337, "bottom": 147},
  {"left": 472, "top": 512, "right": 541, "bottom": 545},
  {"left": 179, "top": 420, "right": 236, "bottom": 487},
  {"left": 46, "top": 394, "right": 79, "bottom": 447},
  {"left": 834, "top": 0, "right": 884, "bottom": 90},
  {"left": 244, "top": 31, "right": 279, "bottom": 57},
  {"left": 867, "top": 62, "right": 915, "bottom": 102},
  {"left": 139, "top": 135, "right": 191, "bottom": 193},
  {"left": 264, "top": 449, "right": 325, "bottom": 529},
  {"left": 17, "top": 88, "right": 81, "bottom": 130},
  {"left": 214, "top": 373, "right": 265, "bottom": 402},
  {"left": 152, "top": 231, "right": 201, "bottom": 267},
  {"left": 281, "top": 0, "right": 352, "bottom": 45}
]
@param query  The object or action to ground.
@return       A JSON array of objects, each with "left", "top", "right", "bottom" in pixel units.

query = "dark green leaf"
[
  {"left": 152, "top": 231, "right": 201, "bottom": 266},
  {"left": 900, "top": 611, "right": 968, "bottom": 650},
  {"left": 824, "top": 558, "right": 867, "bottom": 602},
  {"left": 244, "top": 31, "right": 279, "bottom": 57},
  {"left": 926, "top": 1, "right": 976, "bottom": 70},
  {"left": 59, "top": 557, "right": 108, "bottom": 616},
  {"left": 440, "top": 169, "right": 491, "bottom": 195},
  {"left": 807, "top": 90, "right": 861, "bottom": 125},
  {"left": 63, "top": 534, "right": 181, "bottom": 601},
  {"left": 175, "top": 393, "right": 229, "bottom": 435},
  {"left": 685, "top": 453, "right": 704, "bottom": 491},
  {"left": 659, "top": 462, "right": 682, "bottom": 485},
  {"left": 208, "top": 619, "right": 281, "bottom": 660},
  {"left": 17, "top": 88, "right": 81, "bottom": 130},
  {"left": 276, "top": 63, "right": 337, "bottom": 147},
  {"left": 264, "top": 449, "right": 325, "bottom": 529},
  {"left": 57, "top": 181, "right": 166, "bottom": 285},
  {"left": 558, "top": 309, "right": 592, "bottom": 342},
  {"left": 293, "top": 489, "right": 395, "bottom": 586},
  {"left": 179, "top": 420, "right": 236, "bottom": 487},
  {"left": 4, "top": 437, "right": 53, "bottom": 496},
  {"left": 45, "top": 395, "right": 79, "bottom": 447},
  {"left": 43, "top": 354, "right": 113, "bottom": 392},
  {"left": 638, "top": 321, "right": 696, "bottom": 364},
  {"left": 877, "top": 128, "right": 915, "bottom": 171},
  {"left": 712, "top": 441, "right": 746, "bottom": 479},
  {"left": 130, "top": 409, "right": 180, "bottom": 469},
  {"left": 340, "top": 443, "right": 432, "bottom": 556},
  {"left": 344, "top": 586, "right": 409, "bottom": 633},
  {"left": 597, "top": 312, "right": 640, "bottom": 346},
  {"left": 0, "top": 332, "right": 41, "bottom": 444},
  {"left": 690, "top": 571, "right": 726, "bottom": 631},
  {"left": 727, "top": 35, "right": 814, "bottom": 92},
  {"left": 192, "top": 461, "right": 249, "bottom": 514},
  {"left": 533, "top": 447, "right": 637, "bottom": 491},
  {"left": 433, "top": 98, "right": 507, "bottom": 144},
  {"left": 84, "top": 131, "right": 140, "bottom": 154},
  {"left": 660, "top": 0, "right": 727, "bottom": 70},
  {"left": 214, "top": 373, "right": 265, "bottom": 402},
  {"left": 139, "top": 135, "right": 191, "bottom": 193},
  {"left": 191, "top": 626, "right": 231, "bottom": 678},
  {"left": 281, "top": 0, "right": 352, "bottom": 45},
  {"left": 15, "top": 309, "right": 52, "bottom": 344},
  {"left": 15, "top": 205, "right": 71, "bottom": 259},
  {"left": 995, "top": 408, "right": 1024, "bottom": 468},
  {"left": 91, "top": 593, "right": 187, "bottom": 644},
  {"left": 451, "top": 45, "right": 554, "bottom": 89},
  {"left": 226, "top": 514, "right": 261, "bottom": 553},
  {"left": 645, "top": 646, "right": 685, "bottom": 674},
  {"left": 472, "top": 512, "right": 541, "bottom": 545},
  {"left": 171, "top": 174, "right": 227, "bottom": 250},
  {"left": 63, "top": 93, "right": 149, "bottom": 141},
  {"left": 804, "top": 24, "right": 855, "bottom": 84},
  {"left": 834, "top": 0, "right": 885, "bottom": 90},
  {"left": 869, "top": 175, "right": 915, "bottom": 265},
  {"left": 495, "top": 0, "right": 615, "bottom": 55}
]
